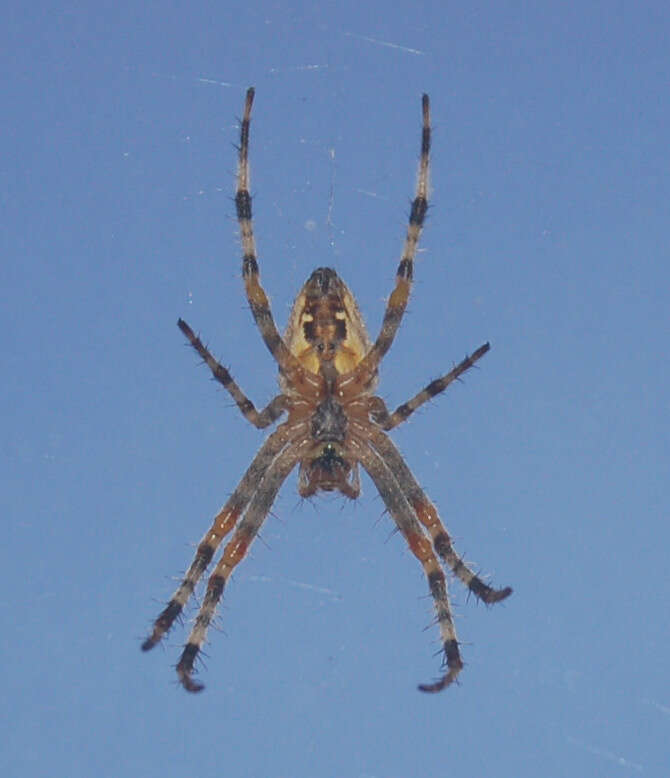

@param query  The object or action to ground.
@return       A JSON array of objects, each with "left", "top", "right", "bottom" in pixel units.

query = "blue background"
[{"left": 3, "top": 1, "right": 669, "bottom": 776}]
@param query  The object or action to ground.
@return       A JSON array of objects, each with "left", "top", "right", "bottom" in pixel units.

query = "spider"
[{"left": 142, "top": 87, "right": 512, "bottom": 693}]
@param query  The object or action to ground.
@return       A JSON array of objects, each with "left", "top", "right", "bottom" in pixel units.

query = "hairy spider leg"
[
  {"left": 368, "top": 429, "right": 512, "bottom": 605},
  {"left": 235, "top": 88, "right": 321, "bottom": 397},
  {"left": 338, "top": 93, "right": 430, "bottom": 402},
  {"left": 368, "top": 343, "right": 490, "bottom": 430},
  {"left": 176, "top": 437, "right": 309, "bottom": 692},
  {"left": 177, "top": 318, "right": 287, "bottom": 428},
  {"left": 141, "top": 424, "right": 296, "bottom": 651},
  {"left": 352, "top": 438, "right": 463, "bottom": 692}
]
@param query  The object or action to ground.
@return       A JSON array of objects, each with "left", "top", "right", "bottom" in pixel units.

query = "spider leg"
[
  {"left": 234, "top": 88, "right": 320, "bottom": 400},
  {"left": 178, "top": 318, "right": 287, "bottom": 428},
  {"left": 352, "top": 437, "right": 463, "bottom": 693},
  {"left": 235, "top": 89, "right": 322, "bottom": 396},
  {"left": 142, "top": 424, "right": 296, "bottom": 652},
  {"left": 369, "top": 429, "right": 512, "bottom": 605},
  {"left": 176, "top": 437, "right": 308, "bottom": 692},
  {"left": 340, "top": 94, "right": 429, "bottom": 403},
  {"left": 369, "top": 342, "right": 490, "bottom": 430}
]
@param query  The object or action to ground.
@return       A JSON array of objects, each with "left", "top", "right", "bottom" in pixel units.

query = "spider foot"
[
  {"left": 478, "top": 584, "right": 513, "bottom": 605},
  {"left": 466, "top": 570, "right": 513, "bottom": 604},
  {"left": 418, "top": 666, "right": 462, "bottom": 693},
  {"left": 417, "top": 639, "right": 463, "bottom": 693},
  {"left": 176, "top": 643, "right": 205, "bottom": 693},
  {"left": 141, "top": 600, "right": 183, "bottom": 651}
]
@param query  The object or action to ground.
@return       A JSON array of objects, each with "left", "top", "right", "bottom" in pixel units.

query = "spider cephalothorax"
[{"left": 142, "top": 88, "right": 511, "bottom": 693}]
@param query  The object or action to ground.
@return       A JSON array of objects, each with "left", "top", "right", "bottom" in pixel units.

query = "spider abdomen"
[{"left": 283, "top": 268, "right": 373, "bottom": 377}]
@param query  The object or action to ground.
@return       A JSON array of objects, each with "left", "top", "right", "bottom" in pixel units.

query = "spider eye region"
[{"left": 300, "top": 441, "right": 355, "bottom": 496}]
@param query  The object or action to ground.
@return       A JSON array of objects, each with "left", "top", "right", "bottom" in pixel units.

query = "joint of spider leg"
[
  {"left": 443, "top": 638, "right": 463, "bottom": 667},
  {"left": 236, "top": 190, "right": 252, "bottom": 221},
  {"left": 237, "top": 397, "right": 254, "bottom": 415},
  {"left": 176, "top": 645, "right": 206, "bottom": 693},
  {"left": 426, "top": 569, "right": 447, "bottom": 599},
  {"left": 379, "top": 305, "right": 405, "bottom": 337},
  {"left": 258, "top": 328, "right": 282, "bottom": 356},
  {"left": 425, "top": 376, "right": 452, "bottom": 400},
  {"left": 397, "top": 257, "right": 414, "bottom": 281},
  {"left": 409, "top": 196, "right": 428, "bottom": 227},
  {"left": 423, "top": 634, "right": 463, "bottom": 664},
  {"left": 433, "top": 530, "right": 456, "bottom": 559}
]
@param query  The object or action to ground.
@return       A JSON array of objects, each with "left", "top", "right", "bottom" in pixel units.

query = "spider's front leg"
[
  {"left": 343, "top": 94, "right": 430, "bottom": 397},
  {"left": 233, "top": 88, "right": 322, "bottom": 399},
  {"left": 235, "top": 89, "right": 285, "bottom": 364}
]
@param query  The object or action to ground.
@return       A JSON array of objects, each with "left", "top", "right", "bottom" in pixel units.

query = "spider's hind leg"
[
  {"left": 417, "top": 571, "right": 463, "bottom": 694},
  {"left": 370, "top": 430, "right": 512, "bottom": 604},
  {"left": 355, "top": 439, "right": 464, "bottom": 693},
  {"left": 141, "top": 425, "right": 294, "bottom": 653},
  {"left": 174, "top": 438, "right": 305, "bottom": 692}
]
